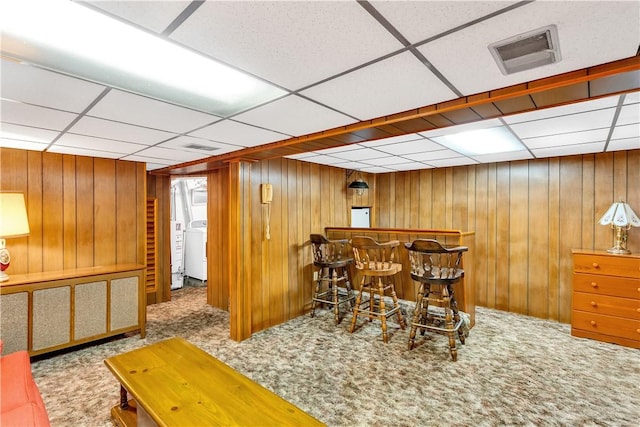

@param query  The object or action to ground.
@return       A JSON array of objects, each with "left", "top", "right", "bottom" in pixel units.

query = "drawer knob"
[
  {"left": 592, "top": 263, "right": 600, "bottom": 268},
  {"left": 590, "top": 301, "right": 597, "bottom": 307},
  {"left": 590, "top": 320, "right": 597, "bottom": 326},
  {"left": 591, "top": 282, "right": 598, "bottom": 288}
]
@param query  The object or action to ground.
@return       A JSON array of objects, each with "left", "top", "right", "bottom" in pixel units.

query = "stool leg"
[
  {"left": 443, "top": 286, "right": 457, "bottom": 361},
  {"left": 377, "top": 278, "right": 389, "bottom": 343},
  {"left": 448, "top": 283, "right": 465, "bottom": 345},
  {"left": 408, "top": 282, "right": 425, "bottom": 350},
  {"left": 332, "top": 268, "right": 340, "bottom": 324},
  {"left": 343, "top": 267, "right": 355, "bottom": 308},
  {"left": 349, "top": 277, "right": 365, "bottom": 333},
  {"left": 420, "top": 283, "right": 431, "bottom": 335},
  {"left": 310, "top": 267, "right": 322, "bottom": 318},
  {"left": 388, "top": 278, "right": 405, "bottom": 330}
]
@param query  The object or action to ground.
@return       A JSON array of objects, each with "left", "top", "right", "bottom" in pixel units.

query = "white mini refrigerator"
[{"left": 184, "top": 222, "right": 207, "bottom": 281}]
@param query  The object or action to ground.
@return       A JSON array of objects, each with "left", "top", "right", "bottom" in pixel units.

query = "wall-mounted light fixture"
[
  {"left": 347, "top": 170, "right": 369, "bottom": 196},
  {"left": 0, "top": 193, "right": 31, "bottom": 282},
  {"left": 598, "top": 200, "right": 640, "bottom": 254}
]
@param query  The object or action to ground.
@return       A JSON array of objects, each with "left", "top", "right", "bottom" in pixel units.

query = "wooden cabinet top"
[{"left": 1, "top": 264, "right": 146, "bottom": 288}]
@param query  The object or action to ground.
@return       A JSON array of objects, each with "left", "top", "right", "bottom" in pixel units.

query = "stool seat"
[
  {"left": 349, "top": 236, "right": 406, "bottom": 343},
  {"left": 405, "top": 239, "right": 468, "bottom": 361},
  {"left": 310, "top": 234, "right": 355, "bottom": 324}
]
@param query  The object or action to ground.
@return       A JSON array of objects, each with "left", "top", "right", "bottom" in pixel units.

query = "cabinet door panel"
[
  {"left": 110, "top": 277, "right": 139, "bottom": 331},
  {"left": 74, "top": 281, "right": 107, "bottom": 340},
  {"left": 33, "top": 286, "right": 71, "bottom": 351},
  {"left": 0, "top": 292, "right": 29, "bottom": 354}
]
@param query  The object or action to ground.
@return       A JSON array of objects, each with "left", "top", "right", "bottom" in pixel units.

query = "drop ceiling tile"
[
  {"left": 371, "top": 1, "right": 520, "bottom": 43},
  {"left": 607, "top": 137, "right": 639, "bottom": 152},
  {"left": 133, "top": 146, "right": 206, "bottom": 162},
  {"left": 145, "top": 162, "right": 171, "bottom": 171},
  {"left": 472, "top": 150, "right": 533, "bottom": 163},
  {"left": 418, "top": 1, "right": 639, "bottom": 96},
  {"left": 85, "top": 1, "right": 191, "bottom": 34},
  {"left": 522, "top": 128, "right": 610, "bottom": 150},
  {"left": 285, "top": 152, "right": 319, "bottom": 160},
  {"left": 120, "top": 154, "right": 175, "bottom": 166},
  {"left": 1, "top": 60, "right": 106, "bottom": 113},
  {"left": 359, "top": 133, "right": 424, "bottom": 147},
  {"left": 616, "top": 103, "right": 640, "bottom": 126},
  {"left": 365, "top": 156, "right": 412, "bottom": 166},
  {"left": 359, "top": 166, "right": 395, "bottom": 173},
  {"left": 0, "top": 138, "right": 48, "bottom": 151},
  {"left": 420, "top": 118, "right": 503, "bottom": 138},
  {"left": 0, "top": 123, "right": 60, "bottom": 144},
  {"left": 1, "top": 100, "right": 77, "bottom": 131},
  {"left": 47, "top": 145, "right": 121, "bottom": 159},
  {"left": 313, "top": 145, "right": 363, "bottom": 156},
  {"left": 170, "top": 1, "right": 403, "bottom": 90},
  {"left": 509, "top": 109, "right": 617, "bottom": 139},
  {"left": 611, "top": 123, "right": 640, "bottom": 141},
  {"left": 623, "top": 92, "right": 640, "bottom": 105},
  {"left": 427, "top": 157, "right": 479, "bottom": 168},
  {"left": 532, "top": 141, "right": 605, "bottom": 158},
  {"left": 503, "top": 96, "right": 619, "bottom": 124},
  {"left": 234, "top": 95, "right": 356, "bottom": 137},
  {"left": 87, "top": 89, "right": 219, "bottom": 133},
  {"left": 55, "top": 134, "right": 147, "bottom": 155},
  {"left": 69, "top": 116, "right": 176, "bottom": 145},
  {"left": 374, "top": 139, "right": 445, "bottom": 155},
  {"left": 298, "top": 154, "right": 345, "bottom": 166},
  {"left": 300, "top": 52, "right": 457, "bottom": 121},
  {"left": 410, "top": 149, "right": 463, "bottom": 162},
  {"left": 158, "top": 135, "right": 242, "bottom": 157},
  {"left": 189, "top": 119, "right": 285, "bottom": 147},
  {"left": 332, "top": 161, "right": 371, "bottom": 170},
  {"left": 328, "top": 148, "right": 389, "bottom": 162},
  {"left": 386, "top": 162, "right": 433, "bottom": 171}
]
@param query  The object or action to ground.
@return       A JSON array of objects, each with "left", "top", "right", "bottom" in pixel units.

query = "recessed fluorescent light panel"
[
  {"left": 431, "top": 127, "right": 525, "bottom": 155},
  {"left": 489, "top": 25, "right": 561, "bottom": 75},
  {"left": 0, "top": 0, "right": 286, "bottom": 116}
]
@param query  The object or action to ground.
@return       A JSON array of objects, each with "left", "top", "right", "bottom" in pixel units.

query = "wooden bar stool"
[
  {"left": 405, "top": 239, "right": 468, "bottom": 361},
  {"left": 349, "top": 236, "right": 406, "bottom": 343},
  {"left": 310, "top": 234, "right": 355, "bottom": 324}
]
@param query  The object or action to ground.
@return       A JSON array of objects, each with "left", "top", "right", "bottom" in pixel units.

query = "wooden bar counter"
[{"left": 326, "top": 227, "right": 475, "bottom": 327}]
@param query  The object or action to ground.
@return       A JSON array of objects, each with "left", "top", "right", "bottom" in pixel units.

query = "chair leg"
[
  {"left": 448, "top": 283, "right": 465, "bottom": 345},
  {"left": 420, "top": 283, "right": 431, "bottom": 335},
  {"left": 408, "top": 283, "right": 425, "bottom": 350},
  {"left": 332, "top": 269, "right": 340, "bottom": 325},
  {"left": 343, "top": 267, "right": 355, "bottom": 308}
]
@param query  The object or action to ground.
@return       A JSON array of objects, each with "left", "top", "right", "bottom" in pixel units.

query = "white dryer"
[{"left": 184, "top": 220, "right": 207, "bottom": 282}]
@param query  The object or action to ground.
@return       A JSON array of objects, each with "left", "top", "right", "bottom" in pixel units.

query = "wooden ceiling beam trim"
[{"left": 153, "top": 56, "right": 640, "bottom": 175}]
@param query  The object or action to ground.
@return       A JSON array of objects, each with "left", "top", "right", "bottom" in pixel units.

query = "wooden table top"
[{"left": 104, "top": 337, "right": 324, "bottom": 427}]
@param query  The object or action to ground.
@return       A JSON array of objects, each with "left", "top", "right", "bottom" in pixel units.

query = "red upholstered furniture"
[{"left": 0, "top": 342, "right": 51, "bottom": 427}]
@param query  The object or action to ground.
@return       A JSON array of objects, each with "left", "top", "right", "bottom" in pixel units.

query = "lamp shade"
[
  {"left": 348, "top": 178, "right": 369, "bottom": 190},
  {"left": 598, "top": 201, "right": 640, "bottom": 227},
  {"left": 0, "top": 193, "right": 30, "bottom": 238}
]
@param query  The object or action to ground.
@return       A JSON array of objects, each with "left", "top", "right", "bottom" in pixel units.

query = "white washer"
[{"left": 184, "top": 220, "right": 207, "bottom": 281}]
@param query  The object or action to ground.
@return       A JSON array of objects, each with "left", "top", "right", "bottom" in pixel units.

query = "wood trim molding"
[{"left": 153, "top": 56, "right": 640, "bottom": 176}]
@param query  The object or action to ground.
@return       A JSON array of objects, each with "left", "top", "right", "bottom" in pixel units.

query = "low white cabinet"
[{"left": 0, "top": 264, "right": 145, "bottom": 356}]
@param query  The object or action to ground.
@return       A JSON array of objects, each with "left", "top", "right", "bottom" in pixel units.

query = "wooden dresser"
[{"left": 572, "top": 250, "right": 640, "bottom": 349}]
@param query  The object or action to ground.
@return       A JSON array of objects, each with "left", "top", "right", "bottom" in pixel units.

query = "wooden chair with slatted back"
[
  {"left": 349, "top": 236, "right": 406, "bottom": 343},
  {"left": 310, "top": 234, "right": 355, "bottom": 324},
  {"left": 405, "top": 239, "right": 468, "bottom": 361}
]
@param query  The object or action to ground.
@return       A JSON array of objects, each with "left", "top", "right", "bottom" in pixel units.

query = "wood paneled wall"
[
  {"left": 0, "top": 148, "right": 146, "bottom": 275},
  {"left": 146, "top": 173, "right": 171, "bottom": 305},
  {"left": 374, "top": 150, "right": 640, "bottom": 323}
]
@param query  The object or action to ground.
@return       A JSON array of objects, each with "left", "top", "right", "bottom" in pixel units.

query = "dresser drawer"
[
  {"left": 573, "top": 273, "right": 640, "bottom": 299},
  {"left": 573, "top": 253, "right": 640, "bottom": 278},
  {"left": 572, "top": 310, "right": 640, "bottom": 342},
  {"left": 573, "top": 291, "right": 640, "bottom": 319}
]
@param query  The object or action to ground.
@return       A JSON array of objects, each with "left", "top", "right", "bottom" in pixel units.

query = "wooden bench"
[{"left": 104, "top": 337, "right": 324, "bottom": 426}]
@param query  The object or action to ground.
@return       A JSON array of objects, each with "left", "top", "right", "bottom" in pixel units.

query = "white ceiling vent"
[
  {"left": 489, "top": 25, "right": 561, "bottom": 75},
  {"left": 184, "top": 143, "right": 219, "bottom": 151}
]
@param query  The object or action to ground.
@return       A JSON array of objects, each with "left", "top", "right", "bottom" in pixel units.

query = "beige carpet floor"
[{"left": 30, "top": 286, "right": 639, "bottom": 426}]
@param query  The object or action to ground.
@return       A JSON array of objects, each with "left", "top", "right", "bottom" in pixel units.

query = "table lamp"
[
  {"left": 597, "top": 200, "right": 640, "bottom": 254},
  {"left": 0, "top": 193, "right": 30, "bottom": 282}
]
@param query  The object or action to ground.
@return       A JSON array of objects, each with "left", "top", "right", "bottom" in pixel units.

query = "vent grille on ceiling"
[
  {"left": 184, "top": 143, "right": 219, "bottom": 151},
  {"left": 489, "top": 25, "right": 561, "bottom": 75}
]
